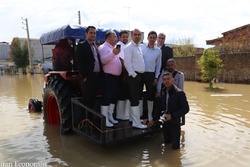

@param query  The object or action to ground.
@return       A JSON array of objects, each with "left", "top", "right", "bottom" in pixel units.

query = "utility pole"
[
  {"left": 124, "top": 6, "right": 130, "bottom": 30},
  {"left": 22, "top": 17, "right": 33, "bottom": 74},
  {"left": 98, "top": 21, "right": 100, "bottom": 28},
  {"left": 78, "top": 11, "right": 81, "bottom": 25}
]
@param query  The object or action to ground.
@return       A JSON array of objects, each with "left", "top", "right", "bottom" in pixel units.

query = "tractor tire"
[
  {"left": 43, "top": 77, "right": 76, "bottom": 134},
  {"left": 28, "top": 98, "right": 42, "bottom": 112}
]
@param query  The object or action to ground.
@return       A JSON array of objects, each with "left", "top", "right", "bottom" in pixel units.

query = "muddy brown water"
[{"left": 0, "top": 74, "right": 249, "bottom": 167}]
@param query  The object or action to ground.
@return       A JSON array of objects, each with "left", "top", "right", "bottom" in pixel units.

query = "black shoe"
[
  {"left": 172, "top": 145, "right": 180, "bottom": 149},
  {"left": 164, "top": 140, "right": 171, "bottom": 144}
]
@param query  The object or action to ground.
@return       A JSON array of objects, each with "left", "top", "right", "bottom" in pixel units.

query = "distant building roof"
[
  {"left": 206, "top": 23, "right": 250, "bottom": 46},
  {"left": 222, "top": 23, "right": 250, "bottom": 35}
]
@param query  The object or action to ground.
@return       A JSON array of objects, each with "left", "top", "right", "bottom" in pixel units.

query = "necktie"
[
  {"left": 91, "top": 42, "right": 102, "bottom": 72},
  {"left": 165, "top": 91, "right": 169, "bottom": 113}
]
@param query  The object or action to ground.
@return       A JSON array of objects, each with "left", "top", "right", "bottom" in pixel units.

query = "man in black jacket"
[
  {"left": 76, "top": 26, "right": 103, "bottom": 109},
  {"left": 159, "top": 72, "right": 189, "bottom": 149},
  {"left": 156, "top": 33, "right": 173, "bottom": 71}
]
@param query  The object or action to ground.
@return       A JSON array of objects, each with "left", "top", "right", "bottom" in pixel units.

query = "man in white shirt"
[
  {"left": 124, "top": 28, "right": 147, "bottom": 129},
  {"left": 116, "top": 30, "right": 131, "bottom": 121}
]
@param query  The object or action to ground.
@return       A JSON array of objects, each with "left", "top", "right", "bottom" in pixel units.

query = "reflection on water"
[{"left": 0, "top": 74, "right": 249, "bottom": 167}]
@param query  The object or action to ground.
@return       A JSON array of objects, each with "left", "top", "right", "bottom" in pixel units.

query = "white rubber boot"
[
  {"left": 139, "top": 100, "right": 143, "bottom": 117},
  {"left": 124, "top": 99, "right": 130, "bottom": 120},
  {"left": 101, "top": 105, "right": 113, "bottom": 127},
  {"left": 129, "top": 107, "right": 132, "bottom": 123},
  {"left": 147, "top": 100, "right": 153, "bottom": 121},
  {"left": 116, "top": 100, "right": 125, "bottom": 120},
  {"left": 131, "top": 106, "right": 147, "bottom": 129},
  {"left": 108, "top": 103, "right": 118, "bottom": 124}
]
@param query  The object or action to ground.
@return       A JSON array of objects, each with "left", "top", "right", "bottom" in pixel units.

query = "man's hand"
[
  {"left": 147, "top": 120, "right": 155, "bottom": 128},
  {"left": 153, "top": 78, "right": 158, "bottom": 86},
  {"left": 83, "top": 77, "right": 87, "bottom": 82},
  {"left": 155, "top": 92, "right": 160, "bottom": 97},
  {"left": 113, "top": 48, "right": 120, "bottom": 55},
  {"left": 165, "top": 114, "right": 172, "bottom": 121}
]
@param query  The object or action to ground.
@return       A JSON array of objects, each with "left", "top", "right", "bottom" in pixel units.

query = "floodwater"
[{"left": 0, "top": 74, "right": 249, "bottom": 167}]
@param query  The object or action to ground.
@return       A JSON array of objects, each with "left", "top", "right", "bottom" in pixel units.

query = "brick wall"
[
  {"left": 174, "top": 53, "right": 250, "bottom": 84},
  {"left": 219, "top": 53, "right": 250, "bottom": 83}
]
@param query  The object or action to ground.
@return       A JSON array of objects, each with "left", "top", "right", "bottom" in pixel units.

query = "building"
[
  {"left": 19, "top": 38, "right": 54, "bottom": 62},
  {"left": 0, "top": 42, "right": 11, "bottom": 70},
  {"left": 0, "top": 42, "right": 10, "bottom": 60},
  {"left": 0, "top": 39, "right": 54, "bottom": 73},
  {"left": 206, "top": 24, "right": 250, "bottom": 53}
]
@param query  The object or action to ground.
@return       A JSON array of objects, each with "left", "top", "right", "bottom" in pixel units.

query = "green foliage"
[
  {"left": 204, "top": 86, "right": 225, "bottom": 93},
  {"left": 172, "top": 38, "right": 196, "bottom": 57},
  {"left": 198, "top": 49, "right": 224, "bottom": 87},
  {"left": 10, "top": 38, "right": 29, "bottom": 68}
]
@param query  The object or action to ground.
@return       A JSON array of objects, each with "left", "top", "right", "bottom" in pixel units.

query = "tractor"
[{"left": 28, "top": 25, "right": 162, "bottom": 145}]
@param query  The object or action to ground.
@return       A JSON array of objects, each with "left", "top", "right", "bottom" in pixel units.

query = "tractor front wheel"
[{"left": 28, "top": 98, "right": 42, "bottom": 113}]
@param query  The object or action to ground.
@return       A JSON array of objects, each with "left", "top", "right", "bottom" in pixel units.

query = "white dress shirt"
[{"left": 124, "top": 40, "right": 145, "bottom": 78}]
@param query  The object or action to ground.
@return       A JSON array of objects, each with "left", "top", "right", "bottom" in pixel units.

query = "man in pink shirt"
[{"left": 98, "top": 30, "right": 122, "bottom": 127}]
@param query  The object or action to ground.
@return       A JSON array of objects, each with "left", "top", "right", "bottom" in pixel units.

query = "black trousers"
[
  {"left": 141, "top": 72, "right": 156, "bottom": 101},
  {"left": 117, "top": 75, "right": 130, "bottom": 100},
  {"left": 102, "top": 73, "right": 120, "bottom": 106},
  {"left": 163, "top": 123, "right": 181, "bottom": 149},
  {"left": 80, "top": 72, "right": 100, "bottom": 109},
  {"left": 128, "top": 73, "right": 143, "bottom": 106}
]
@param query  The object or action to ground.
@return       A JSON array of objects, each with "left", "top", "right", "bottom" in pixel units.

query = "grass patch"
[{"left": 204, "top": 85, "right": 224, "bottom": 92}]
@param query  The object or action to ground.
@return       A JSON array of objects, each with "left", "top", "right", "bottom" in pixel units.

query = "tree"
[
  {"left": 10, "top": 38, "right": 29, "bottom": 72},
  {"left": 172, "top": 38, "right": 196, "bottom": 57},
  {"left": 198, "top": 49, "right": 224, "bottom": 88}
]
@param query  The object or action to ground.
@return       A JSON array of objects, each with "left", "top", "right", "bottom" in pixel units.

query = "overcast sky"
[{"left": 1, "top": 0, "right": 249, "bottom": 48}]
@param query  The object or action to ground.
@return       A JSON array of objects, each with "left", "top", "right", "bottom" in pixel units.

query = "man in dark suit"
[
  {"left": 156, "top": 33, "right": 173, "bottom": 71},
  {"left": 156, "top": 72, "right": 189, "bottom": 149},
  {"left": 76, "top": 26, "right": 103, "bottom": 109}
]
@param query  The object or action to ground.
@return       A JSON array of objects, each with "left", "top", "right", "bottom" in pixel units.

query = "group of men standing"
[
  {"left": 76, "top": 26, "right": 189, "bottom": 149},
  {"left": 124, "top": 29, "right": 162, "bottom": 129}
]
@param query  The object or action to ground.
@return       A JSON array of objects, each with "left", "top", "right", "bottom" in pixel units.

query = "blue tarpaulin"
[{"left": 40, "top": 24, "right": 120, "bottom": 45}]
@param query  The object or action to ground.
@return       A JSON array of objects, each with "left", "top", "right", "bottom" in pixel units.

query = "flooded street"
[{"left": 0, "top": 74, "right": 249, "bottom": 167}]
